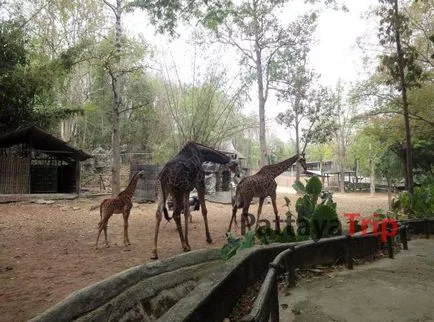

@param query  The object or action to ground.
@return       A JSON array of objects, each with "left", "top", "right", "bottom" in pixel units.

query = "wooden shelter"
[{"left": 0, "top": 126, "right": 92, "bottom": 194}]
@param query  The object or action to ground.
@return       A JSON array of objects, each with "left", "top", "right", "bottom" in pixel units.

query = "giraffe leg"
[
  {"left": 95, "top": 223, "right": 104, "bottom": 249},
  {"left": 151, "top": 207, "right": 163, "bottom": 259},
  {"left": 241, "top": 198, "right": 252, "bottom": 235},
  {"left": 227, "top": 204, "right": 238, "bottom": 233},
  {"left": 270, "top": 192, "right": 280, "bottom": 232},
  {"left": 197, "top": 182, "right": 212, "bottom": 243},
  {"left": 123, "top": 210, "right": 131, "bottom": 247},
  {"left": 103, "top": 223, "right": 110, "bottom": 247},
  {"left": 183, "top": 193, "right": 191, "bottom": 251},
  {"left": 173, "top": 208, "right": 188, "bottom": 251},
  {"left": 255, "top": 197, "right": 265, "bottom": 230}
]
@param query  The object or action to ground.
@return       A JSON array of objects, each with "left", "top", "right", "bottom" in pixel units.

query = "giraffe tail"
[
  {"left": 163, "top": 206, "right": 171, "bottom": 221},
  {"left": 161, "top": 188, "right": 172, "bottom": 222}
]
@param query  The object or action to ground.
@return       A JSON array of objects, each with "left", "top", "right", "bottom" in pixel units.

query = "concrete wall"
[
  {"left": 30, "top": 243, "right": 304, "bottom": 322},
  {"left": 30, "top": 249, "right": 221, "bottom": 322}
]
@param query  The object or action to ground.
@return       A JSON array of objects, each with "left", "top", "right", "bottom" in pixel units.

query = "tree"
[
  {"left": 332, "top": 82, "right": 357, "bottom": 193},
  {"left": 206, "top": 1, "right": 320, "bottom": 166},
  {"left": 376, "top": 0, "right": 424, "bottom": 192},
  {"left": 274, "top": 45, "right": 338, "bottom": 181},
  {"left": 0, "top": 18, "right": 81, "bottom": 134},
  {"left": 156, "top": 56, "right": 255, "bottom": 152}
]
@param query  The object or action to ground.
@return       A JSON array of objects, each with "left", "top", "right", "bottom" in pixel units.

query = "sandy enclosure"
[{"left": 0, "top": 192, "right": 388, "bottom": 321}]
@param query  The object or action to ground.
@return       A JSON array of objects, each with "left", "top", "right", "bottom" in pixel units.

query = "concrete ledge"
[
  {"left": 30, "top": 249, "right": 221, "bottom": 322},
  {"left": 161, "top": 242, "right": 309, "bottom": 322}
]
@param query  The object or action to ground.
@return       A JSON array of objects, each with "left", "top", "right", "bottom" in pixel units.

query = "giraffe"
[
  {"left": 151, "top": 141, "right": 239, "bottom": 259},
  {"left": 95, "top": 170, "right": 145, "bottom": 249},
  {"left": 228, "top": 154, "right": 307, "bottom": 235}
]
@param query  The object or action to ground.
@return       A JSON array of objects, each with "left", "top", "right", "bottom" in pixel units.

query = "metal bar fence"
[{"left": 241, "top": 219, "right": 434, "bottom": 322}]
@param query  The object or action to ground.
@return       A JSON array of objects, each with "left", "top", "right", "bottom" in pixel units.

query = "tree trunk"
[
  {"left": 105, "top": 0, "right": 123, "bottom": 196},
  {"left": 369, "top": 145, "right": 375, "bottom": 197},
  {"left": 393, "top": 0, "right": 413, "bottom": 193},
  {"left": 111, "top": 101, "right": 121, "bottom": 196},
  {"left": 295, "top": 112, "right": 300, "bottom": 182},
  {"left": 253, "top": 13, "right": 267, "bottom": 167},
  {"left": 386, "top": 176, "right": 392, "bottom": 210},
  {"left": 339, "top": 130, "right": 345, "bottom": 193},
  {"left": 256, "top": 56, "right": 267, "bottom": 167}
]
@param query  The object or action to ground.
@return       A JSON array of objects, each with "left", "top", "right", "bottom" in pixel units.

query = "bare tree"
[{"left": 103, "top": 0, "right": 123, "bottom": 195}]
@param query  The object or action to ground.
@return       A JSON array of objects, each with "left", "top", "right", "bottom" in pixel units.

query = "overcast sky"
[{"left": 123, "top": 0, "right": 380, "bottom": 143}]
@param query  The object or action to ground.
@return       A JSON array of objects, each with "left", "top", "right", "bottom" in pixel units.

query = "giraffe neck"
[
  {"left": 181, "top": 141, "right": 231, "bottom": 164},
  {"left": 259, "top": 154, "right": 300, "bottom": 178},
  {"left": 118, "top": 172, "right": 140, "bottom": 199}
]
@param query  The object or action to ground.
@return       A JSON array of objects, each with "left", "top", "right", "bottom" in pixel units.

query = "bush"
[
  {"left": 391, "top": 183, "right": 434, "bottom": 219},
  {"left": 293, "top": 176, "right": 341, "bottom": 240},
  {"left": 310, "top": 204, "right": 340, "bottom": 240},
  {"left": 220, "top": 231, "right": 255, "bottom": 260}
]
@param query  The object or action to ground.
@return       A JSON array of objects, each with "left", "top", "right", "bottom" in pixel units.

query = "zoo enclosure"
[{"left": 241, "top": 218, "right": 434, "bottom": 322}]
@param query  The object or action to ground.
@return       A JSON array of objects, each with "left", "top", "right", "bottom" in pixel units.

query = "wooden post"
[
  {"left": 270, "top": 270, "right": 279, "bottom": 322},
  {"left": 387, "top": 229, "right": 394, "bottom": 259},
  {"left": 286, "top": 249, "right": 296, "bottom": 288},
  {"left": 75, "top": 161, "right": 81, "bottom": 195},
  {"left": 345, "top": 235, "right": 353, "bottom": 270},
  {"left": 425, "top": 219, "right": 430, "bottom": 239},
  {"left": 400, "top": 225, "right": 408, "bottom": 250}
]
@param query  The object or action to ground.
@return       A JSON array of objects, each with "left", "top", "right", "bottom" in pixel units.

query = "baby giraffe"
[{"left": 95, "top": 170, "right": 144, "bottom": 249}]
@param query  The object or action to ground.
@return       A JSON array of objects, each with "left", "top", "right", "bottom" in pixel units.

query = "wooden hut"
[{"left": 0, "top": 126, "right": 92, "bottom": 194}]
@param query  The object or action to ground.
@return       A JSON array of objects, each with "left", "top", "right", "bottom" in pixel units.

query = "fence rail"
[{"left": 241, "top": 218, "right": 434, "bottom": 322}]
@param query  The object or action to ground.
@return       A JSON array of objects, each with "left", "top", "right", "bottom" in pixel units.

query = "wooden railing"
[{"left": 241, "top": 218, "right": 434, "bottom": 322}]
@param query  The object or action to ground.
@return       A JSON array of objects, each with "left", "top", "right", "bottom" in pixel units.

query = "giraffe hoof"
[
  {"left": 183, "top": 245, "right": 191, "bottom": 252},
  {"left": 151, "top": 250, "right": 158, "bottom": 260},
  {"left": 206, "top": 238, "right": 213, "bottom": 243},
  {"left": 105, "top": 244, "right": 110, "bottom": 248}
]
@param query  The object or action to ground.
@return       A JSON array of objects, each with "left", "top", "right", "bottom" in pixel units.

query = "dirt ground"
[{"left": 0, "top": 192, "right": 388, "bottom": 322}]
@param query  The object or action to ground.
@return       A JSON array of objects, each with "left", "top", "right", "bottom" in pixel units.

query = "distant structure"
[{"left": 0, "top": 126, "right": 92, "bottom": 194}]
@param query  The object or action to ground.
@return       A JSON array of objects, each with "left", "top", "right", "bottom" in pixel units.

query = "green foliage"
[
  {"left": 127, "top": 0, "right": 233, "bottom": 37},
  {"left": 391, "top": 184, "right": 434, "bottom": 219},
  {"left": 376, "top": 0, "right": 425, "bottom": 90},
  {"left": 255, "top": 226, "right": 298, "bottom": 245},
  {"left": 293, "top": 176, "right": 341, "bottom": 239},
  {"left": 220, "top": 231, "right": 255, "bottom": 261},
  {"left": 310, "top": 204, "right": 340, "bottom": 240},
  {"left": 306, "top": 176, "right": 322, "bottom": 196},
  {"left": 0, "top": 18, "right": 79, "bottom": 134}
]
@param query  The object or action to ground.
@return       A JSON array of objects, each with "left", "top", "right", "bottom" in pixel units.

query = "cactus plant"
[
  {"left": 292, "top": 176, "right": 341, "bottom": 239},
  {"left": 310, "top": 204, "right": 340, "bottom": 240}
]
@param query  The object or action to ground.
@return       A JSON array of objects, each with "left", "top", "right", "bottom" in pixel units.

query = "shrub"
[
  {"left": 293, "top": 176, "right": 341, "bottom": 240},
  {"left": 220, "top": 231, "right": 255, "bottom": 260},
  {"left": 391, "top": 184, "right": 434, "bottom": 219}
]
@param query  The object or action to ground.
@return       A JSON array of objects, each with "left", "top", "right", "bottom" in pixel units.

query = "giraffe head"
[
  {"left": 298, "top": 154, "right": 307, "bottom": 173},
  {"left": 225, "top": 160, "right": 241, "bottom": 178},
  {"left": 135, "top": 170, "right": 146, "bottom": 180}
]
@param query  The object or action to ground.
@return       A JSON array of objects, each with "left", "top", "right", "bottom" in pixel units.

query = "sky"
[{"left": 123, "top": 0, "right": 380, "bottom": 143}]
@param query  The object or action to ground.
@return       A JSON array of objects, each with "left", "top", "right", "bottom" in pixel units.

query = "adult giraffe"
[
  {"left": 151, "top": 141, "right": 239, "bottom": 259},
  {"left": 228, "top": 154, "right": 307, "bottom": 235}
]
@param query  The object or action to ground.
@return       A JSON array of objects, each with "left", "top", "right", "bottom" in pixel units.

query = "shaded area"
[{"left": 279, "top": 239, "right": 434, "bottom": 322}]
